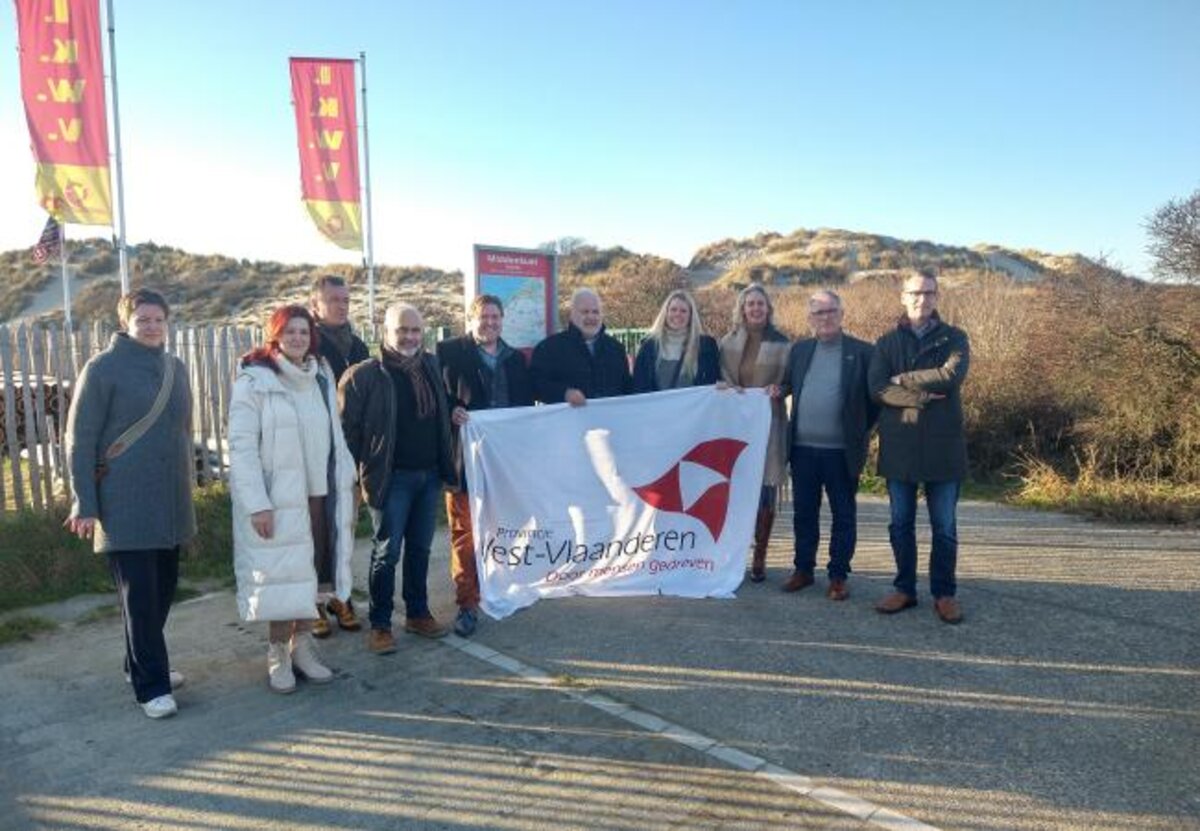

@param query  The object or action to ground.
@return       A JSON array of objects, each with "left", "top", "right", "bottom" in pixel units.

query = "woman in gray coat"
[{"left": 66, "top": 289, "right": 195, "bottom": 719}]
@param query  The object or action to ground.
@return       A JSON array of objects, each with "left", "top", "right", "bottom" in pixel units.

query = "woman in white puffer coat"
[{"left": 228, "top": 304, "right": 357, "bottom": 693}]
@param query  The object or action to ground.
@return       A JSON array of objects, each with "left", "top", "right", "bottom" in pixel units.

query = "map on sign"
[{"left": 480, "top": 275, "right": 547, "bottom": 350}]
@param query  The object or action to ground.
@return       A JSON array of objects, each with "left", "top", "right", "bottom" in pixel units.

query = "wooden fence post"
[{"left": 15, "top": 323, "right": 44, "bottom": 512}]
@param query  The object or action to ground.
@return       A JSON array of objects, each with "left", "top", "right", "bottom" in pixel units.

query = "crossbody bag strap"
[{"left": 104, "top": 353, "right": 177, "bottom": 461}]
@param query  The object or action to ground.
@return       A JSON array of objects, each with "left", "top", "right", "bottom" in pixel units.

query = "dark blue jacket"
[
  {"left": 530, "top": 323, "right": 632, "bottom": 403},
  {"left": 632, "top": 335, "right": 721, "bottom": 393}
]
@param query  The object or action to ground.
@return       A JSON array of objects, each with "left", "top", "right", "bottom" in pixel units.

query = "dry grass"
[
  {"left": 1016, "top": 457, "right": 1200, "bottom": 524},
  {"left": 0, "top": 614, "right": 57, "bottom": 645},
  {"left": 4, "top": 240, "right": 466, "bottom": 331}
]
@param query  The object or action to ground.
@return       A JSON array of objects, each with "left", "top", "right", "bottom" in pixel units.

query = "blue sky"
[{"left": 2, "top": 0, "right": 1197, "bottom": 278}]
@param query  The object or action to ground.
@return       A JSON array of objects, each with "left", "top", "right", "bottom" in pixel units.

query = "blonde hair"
[
  {"left": 732, "top": 283, "right": 774, "bottom": 328},
  {"left": 647, "top": 289, "right": 705, "bottom": 383}
]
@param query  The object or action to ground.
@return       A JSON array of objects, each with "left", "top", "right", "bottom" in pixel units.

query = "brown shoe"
[
  {"left": 405, "top": 615, "right": 449, "bottom": 639},
  {"left": 826, "top": 579, "right": 849, "bottom": 601},
  {"left": 933, "top": 596, "right": 964, "bottom": 624},
  {"left": 781, "top": 571, "right": 815, "bottom": 593},
  {"left": 312, "top": 605, "right": 332, "bottom": 639},
  {"left": 366, "top": 628, "right": 396, "bottom": 655},
  {"left": 875, "top": 591, "right": 918, "bottom": 614},
  {"left": 327, "top": 597, "right": 362, "bottom": 632}
]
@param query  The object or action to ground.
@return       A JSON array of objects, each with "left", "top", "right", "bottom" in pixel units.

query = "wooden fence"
[
  {"left": 0, "top": 322, "right": 261, "bottom": 514},
  {"left": 2, "top": 321, "right": 792, "bottom": 515}
]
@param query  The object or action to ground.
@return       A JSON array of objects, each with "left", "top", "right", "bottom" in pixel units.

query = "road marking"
[{"left": 444, "top": 634, "right": 939, "bottom": 830}]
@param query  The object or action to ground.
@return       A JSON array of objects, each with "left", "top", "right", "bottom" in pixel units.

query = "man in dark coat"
[
  {"left": 868, "top": 269, "right": 970, "bottom": 624},
  {"left": 436, "top": 294, "right": 534, "bottom": 637},
  {"left": 531, "top": 288, "right": 632, "bottom": 405},
  {"left": 310, "top": 274, "right": 369, "bottom": 633},
  {"left": 339, "top": 303, "right": 456, "bottom": 653},
  {"left": 312, "top": 275, "right": 370, "bottom": 384},
  {"left": 780, "top": 290, "right": 878, "bottom": 601}
]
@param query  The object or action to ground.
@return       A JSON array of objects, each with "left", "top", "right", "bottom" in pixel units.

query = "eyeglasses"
[
  {"left": 809, "top": 308, "right": 841, "bottom": 317},
  {"left": 903, "top": 290, "right": 937, "bottom": 298}
]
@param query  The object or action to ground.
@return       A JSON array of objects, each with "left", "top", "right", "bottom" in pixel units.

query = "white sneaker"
[
  {"left": 141, "top": 694, "right": 178, "bottom": 719},
  {"left": 126, "top": 669, "right": 185, "bottom": 690},
  {"left": 267, "top": 641, "right": 296, "bottom": 694},
  {"left": 290, "top": 633, "right": 334, "bottom": 684}
]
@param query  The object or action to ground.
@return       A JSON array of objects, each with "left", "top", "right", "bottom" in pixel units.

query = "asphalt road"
[{"left": 1, "top": 496, "right": 1197, "bottom": 830}]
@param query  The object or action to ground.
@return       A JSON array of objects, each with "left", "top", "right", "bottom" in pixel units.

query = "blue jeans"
[
  {"left": 886, "top": 479, "right": 960, "bottom": 598},
  {"left": 368, "top": 469, "right": 440, "bottom": 629},
  {"left": 790, "top": 445, "right": 858, "bottom": 580}
]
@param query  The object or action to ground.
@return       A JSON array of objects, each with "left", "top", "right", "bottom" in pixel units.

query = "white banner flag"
[{"left": 463, "top": 386, "right": 772, "bottom": 618}]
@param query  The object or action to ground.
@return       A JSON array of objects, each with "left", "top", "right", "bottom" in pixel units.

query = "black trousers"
[{"left": 107, "top": 547, "right": 179, "bottom": 703}]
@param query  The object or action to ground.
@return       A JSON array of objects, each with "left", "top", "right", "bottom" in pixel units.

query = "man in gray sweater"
[{"left": 781, "top": 290, "right": 877, "bottom": 600}]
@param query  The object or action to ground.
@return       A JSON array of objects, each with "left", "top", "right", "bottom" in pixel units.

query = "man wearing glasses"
[
  {"left": 868, "top": 269, "right": 970, "bottom": 624},
  {"left": 780, "top": 290, "right": 878, "bottom": 600}
]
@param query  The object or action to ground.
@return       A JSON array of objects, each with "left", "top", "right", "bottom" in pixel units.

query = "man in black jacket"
[
  {"left": 530, "top": 288, "right": 632, "bottom": 405},
  {"left": 781, "top": 290, "right": 878, "bottom": 601},
  {"left": 339, "top": 303, "right": 456, "bottom": 653},
  {"left": 310, "top": 274, "right": 369, "bottom": 634},
  {"left": 436, "top": 294, "right": 534, "bottom": 636},
  {"left": 312, "top": 275, "right": 370, "bottom": 383},
  {"left": 868, "top": 269, "right": 970, "bottom": 624}
]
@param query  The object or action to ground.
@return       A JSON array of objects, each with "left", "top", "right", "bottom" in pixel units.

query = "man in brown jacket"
[
  {"left": 868, "top": 269, "right": 970, "bottom": 624},
  {"left": 339, "top": 303, "right": 456, "bottom": 653}
]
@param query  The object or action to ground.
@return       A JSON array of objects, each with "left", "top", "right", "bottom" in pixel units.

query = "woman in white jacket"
[{"left": 228, "top": 305, "right": 357, "bottom": 693}]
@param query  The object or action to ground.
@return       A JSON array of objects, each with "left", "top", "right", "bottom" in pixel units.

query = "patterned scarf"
[{"left": 382, "top": 346, "right": 435, "bottom": 419}]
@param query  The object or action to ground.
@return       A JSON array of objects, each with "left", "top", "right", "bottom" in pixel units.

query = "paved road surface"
[{"left": 1, "top": 497, "right": 1197, "bottom": 830}]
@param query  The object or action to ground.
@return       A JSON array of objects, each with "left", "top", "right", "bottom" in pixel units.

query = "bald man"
[
  {"left": 339, "top": 303, "right": 455, "bottom": 653},
  {"left": 530, "top": 288, "right": 632, "bottom": 405}
]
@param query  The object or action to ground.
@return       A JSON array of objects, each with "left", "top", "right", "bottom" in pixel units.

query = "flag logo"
[
  {"left": 632, "top": 438, "right": 748, "bottom": 540},
  {"left": 32, "top": 216, "right": 61, "bottom": 265}
]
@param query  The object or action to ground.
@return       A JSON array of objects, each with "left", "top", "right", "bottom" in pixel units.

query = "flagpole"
[
  {"left": 359, "top": 51, "right": 376, "bottom": 328},
  {"left": 105, "top": 0, "right": 130, "bottom": 294},
  {"left": 59, "top": 224, "right": 72, "bottom": 330}
]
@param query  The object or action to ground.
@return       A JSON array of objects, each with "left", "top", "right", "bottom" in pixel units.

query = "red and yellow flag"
[
  {"left": 15, "top": 0, "right": 112, "bottom": 225},
  {"left": 290, "top": 58, "right": 362, "bottom": 250}
]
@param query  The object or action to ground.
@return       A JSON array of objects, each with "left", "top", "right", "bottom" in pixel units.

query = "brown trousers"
[{"left": 446, "top": 491, "right": 480, "bottom": 610}]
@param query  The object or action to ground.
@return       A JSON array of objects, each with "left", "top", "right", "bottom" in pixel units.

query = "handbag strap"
[{"left": 104, "top": 354, "right": 176, "bottom": 461}]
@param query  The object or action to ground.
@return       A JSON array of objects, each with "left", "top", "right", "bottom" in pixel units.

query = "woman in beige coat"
[{"left": 719, "top": 284, "right": 790, "bottom": 582}]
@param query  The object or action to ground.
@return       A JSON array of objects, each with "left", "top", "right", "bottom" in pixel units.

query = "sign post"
[{"left": 471, "top": 245, "right": 557, "bottom": 352}]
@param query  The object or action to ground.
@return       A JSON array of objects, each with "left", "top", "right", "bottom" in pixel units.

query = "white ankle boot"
[
  {"left": 290, "top": 632, "right": 334, "bottom": 684},
  {"left": 267, "top": 641, "right": 296, "bottom": 694}
]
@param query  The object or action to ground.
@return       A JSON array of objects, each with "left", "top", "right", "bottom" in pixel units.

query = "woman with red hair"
[{"left": 228, "top": 305, "right": 357, "bottom": 693}]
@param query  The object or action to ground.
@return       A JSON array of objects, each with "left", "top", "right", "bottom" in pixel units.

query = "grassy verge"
[
  {"left": 182, "top": 481, "right": 235, "bottom": 584},
  {"left": 0, "top": 503, "right": 112, "bottom": 613},
  {"left": 0, "top": 614, "right": 58, "bottom": 645},
  {"left": 0, "top": 481, "right": 235, "bottom": 615},
  {"left": 1014, "top": 461, "right": 1200, "bottom": 525}
]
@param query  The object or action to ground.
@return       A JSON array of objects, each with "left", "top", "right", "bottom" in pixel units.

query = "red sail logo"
[{"left": 632, "top": 438, "right": 748, "bottom": 540}]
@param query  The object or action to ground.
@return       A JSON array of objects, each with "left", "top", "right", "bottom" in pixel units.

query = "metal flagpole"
[
  {"left": 105, "top": 0, "right": 130, "bottom": 294},
  {"left": 59, "top": 223, "right": 72, "bottom": 330},
  {"left": 359, "top": 51, "right": 376, "bottom": 327}
]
